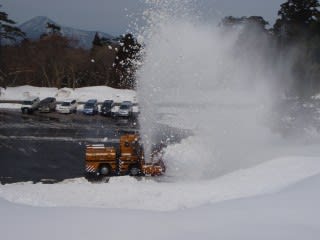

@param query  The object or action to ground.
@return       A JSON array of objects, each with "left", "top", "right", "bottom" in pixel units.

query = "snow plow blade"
[{"left": 142, "top": 162, "right": 165, "bottom": 176}]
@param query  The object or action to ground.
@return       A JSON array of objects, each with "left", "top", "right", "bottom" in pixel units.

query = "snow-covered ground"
[
  {"left": 1, "top": 157, "right": 320, "bottom": 211},
  {"left": 2, "top": 88, "right": 320, "bottom": 239},
  {"left": 1, "top": 158, "right": 320, "bottom": 240}
]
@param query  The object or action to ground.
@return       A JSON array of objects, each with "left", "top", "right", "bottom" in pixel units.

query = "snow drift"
[{"left": 1, "top": 156, "right": 320, "bottom": 211}]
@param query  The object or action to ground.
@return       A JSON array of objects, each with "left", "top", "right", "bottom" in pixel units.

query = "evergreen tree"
[
  {"left": 92, "top": 32, "right": 102, "bottom": 46},
  {"left": 111, "top": 33, "right": 141, "bottom": 89},
  {"left": 219, "top": 16, "right": 246, "bottom": 29},
  {"left": 273, "top": 0, "right": 320, "bottom": 97},
  {"left": 273, "top": 0, "right": 320, "bottom": 40},
  {"left": 246, "top": 16, "right": 269, "bottom": 31},
  {"left": 0, "top": 5, "right": 25, "bottom": 87},
  {"left": 220, "top": 16, "right": 269, "bottom": 32},
  {"left": 0, "top": 5, "right": 25, "bottom": 42}
]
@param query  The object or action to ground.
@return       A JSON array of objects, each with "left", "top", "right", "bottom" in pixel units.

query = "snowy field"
[
  {"left": 1, "top": 159, "right": 320, "bottom": 239},
  {"left": 1, "top": 157, "right": 320, "bottom": 211},
  {"left": 2, "top": 175, "right": 320, "bottom": 240},
  {"left": 1, "top": 86, "right": 320, "bottom": 239}
]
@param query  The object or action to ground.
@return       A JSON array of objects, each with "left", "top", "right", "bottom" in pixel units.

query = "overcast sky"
[{"left": 3, "top": 0, "right": 285, "bottom": 36}]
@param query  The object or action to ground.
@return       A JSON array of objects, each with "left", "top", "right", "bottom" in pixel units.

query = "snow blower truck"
[{"left": 85, "top": 134, "right": 165, "bottom": 177}]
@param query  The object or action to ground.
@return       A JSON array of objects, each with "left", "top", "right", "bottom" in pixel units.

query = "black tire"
[
  {"left": 129, "top": 165, "right": 141, "bottom": 176},
  {"left": 85, "top": 172, "right": 97, "bottom": 181},
  {"left": 99, "top": 164, "right": 111, "bottom": 176}
]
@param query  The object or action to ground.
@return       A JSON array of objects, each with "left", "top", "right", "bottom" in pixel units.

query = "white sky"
[{"left": 3, "top": 0, "right": 285, "bottom": 36}]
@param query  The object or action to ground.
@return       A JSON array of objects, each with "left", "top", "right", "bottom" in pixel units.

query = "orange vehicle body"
[{"left": 85, "top": 134, "right": 165, "bottom": 177}]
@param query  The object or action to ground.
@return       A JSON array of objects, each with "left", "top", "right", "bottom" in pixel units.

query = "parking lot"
[{"left": 0, "top": 109, "right": 190, "bottom": 184}]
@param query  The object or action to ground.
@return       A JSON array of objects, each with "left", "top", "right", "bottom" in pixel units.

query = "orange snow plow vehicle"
[{"left": 85, "top": 134, "right": 165, "bottom": 177}]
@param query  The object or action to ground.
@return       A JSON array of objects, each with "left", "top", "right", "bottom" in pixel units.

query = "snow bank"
[
  {"left": 2, "top": 173, "right": 320, "bottom": 240},
  {"left": 0, "top": 85, "right": 58, "bottom": 100},
  {"left": 1, "top": 156, "right": 320, "bottom": 211},
  {"left": 0, "top": 85, "right": 137, "bottom": 103}
]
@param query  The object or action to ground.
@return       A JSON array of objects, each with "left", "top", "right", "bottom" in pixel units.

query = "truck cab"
[{"left": 118, "top": 134, "right": 143, "bottom": 175}]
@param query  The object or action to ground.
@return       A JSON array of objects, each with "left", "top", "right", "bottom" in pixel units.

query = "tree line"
[
  {"left": 1, "top": 0, "right": 320, "bottom": 96},
  {"left": 0, "top": 5, "right": 141, "bottom": 90},
  {"left": 220, "top": 0, "right": 320, "bottom": 97}
]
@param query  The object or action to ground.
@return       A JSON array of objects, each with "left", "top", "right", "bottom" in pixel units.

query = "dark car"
[
  {"left": 82, "top": 99, "right": 98, "bottom": 115},
  {"left": 38, "top": 97, "right": 57, "bottom": 113},
  {"left": 101, "top": 100, "right": 115, "bottom": 116}
]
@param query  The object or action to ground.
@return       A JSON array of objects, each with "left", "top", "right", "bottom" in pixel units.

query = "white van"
[{"left": 57, "top": 99, "right": 78, "bottom": 114}]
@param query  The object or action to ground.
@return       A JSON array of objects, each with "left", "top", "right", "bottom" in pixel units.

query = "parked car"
[
  {"left": 21, "top": 96, "right": 40, "bottom": 114},
  {"left": 38, "top": 97, "right": 57, "bottom": 113},
  {"left": 101, "top": 100, "right": 115, "bottom": 116},
  {"left": 82, "top": 99, "right": 98, "bottom": 115},
  {"left": 118, "top": 101, "right": 133, "bottom": 117},
  {"left": 57, "top": 99, "right": 77, "bottom": 114}
]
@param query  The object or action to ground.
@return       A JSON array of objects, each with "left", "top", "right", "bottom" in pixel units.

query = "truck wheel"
[
  {"left": 99, "top": 165, "right": 111, "bottom": 176},
  {"left": 129, "top": 165, "right": 141, "bottom": 176}
]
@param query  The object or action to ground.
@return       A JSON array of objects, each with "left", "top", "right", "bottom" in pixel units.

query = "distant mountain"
[{"left": 19, "top": 16, "right": 114, "bottom": 49}]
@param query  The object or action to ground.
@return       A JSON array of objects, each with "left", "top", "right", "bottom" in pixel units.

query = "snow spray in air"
[{"left": 135, "top": 0, "right": 290, "bottom": 181}]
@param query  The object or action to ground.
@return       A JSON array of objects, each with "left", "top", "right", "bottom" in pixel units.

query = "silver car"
[
  {"left": 21, "top": 96, "right": 40, "bottom": 114},
  {"left": 118, "top": 101, "right": 133, "bottom": 117}
]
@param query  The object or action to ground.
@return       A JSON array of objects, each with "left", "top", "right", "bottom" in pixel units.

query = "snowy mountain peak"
[
  {"left": 19, "top": 16, "right": 114, "bottom": 49},
  {"left": 20, "top": 16, "right": 54, "bottom": 28}
]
